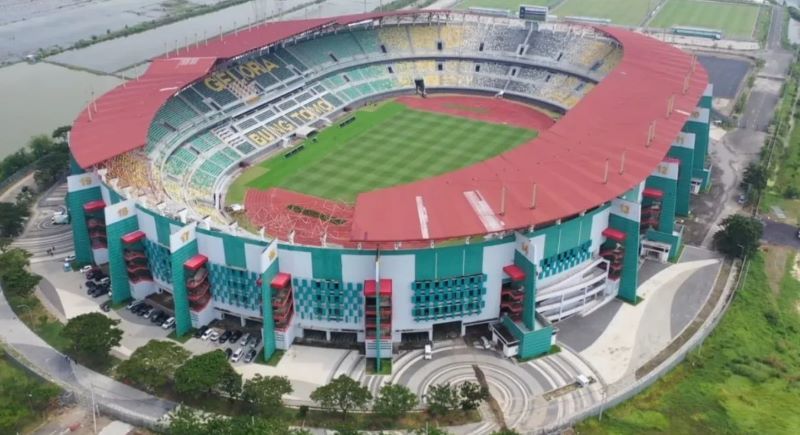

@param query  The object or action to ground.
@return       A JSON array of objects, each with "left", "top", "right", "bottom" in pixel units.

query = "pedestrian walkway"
[{"left": 0, "top": 288, "right": 174, "bottom": 428}]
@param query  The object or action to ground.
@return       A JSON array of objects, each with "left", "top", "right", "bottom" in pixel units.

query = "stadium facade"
[{"left": 66, "top": 10, "right": 710, "bottom": 362}]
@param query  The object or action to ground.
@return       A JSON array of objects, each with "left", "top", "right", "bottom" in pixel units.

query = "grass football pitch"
[
  {"left": 553, "top": 0, "right": 657, "bottom": 26},
  {"left": 649, "top": 0, "right": 760, "bottom": 39},
  {"left": 455, "top": 0, "right": 559, "bottom": 11},
  {"left": 233, "top": 101, "right": 538, "bottom": 204}
]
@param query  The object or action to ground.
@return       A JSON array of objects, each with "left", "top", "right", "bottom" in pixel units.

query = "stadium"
[{"left": 66, "top": 10, "right": 711, "bottom": 364}]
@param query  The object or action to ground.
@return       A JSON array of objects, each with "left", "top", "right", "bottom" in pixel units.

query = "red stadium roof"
[
  {"left": 350, "top": 26, "right": 708, "bottom": 242},
  {"left": 70, "top": 57, "right": 218, "bottom": 168},
  {"left": 70, "top": 12, "right": 708, "bottom": 244},
  {"left": 70, "top": 11, "right": 434, "bottom": 169}
]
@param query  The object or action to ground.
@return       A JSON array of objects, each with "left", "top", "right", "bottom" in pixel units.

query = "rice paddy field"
[
  {"left": 649, "top": 0, "right": 761, "bottom": 39},
  {"left": 230, "top": 101, "right": 538, "bottom": 203}
]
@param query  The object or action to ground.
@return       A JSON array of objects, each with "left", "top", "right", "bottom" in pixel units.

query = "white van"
[
  {"left": 231, "top": 346, "right": 245, "bottom": 363},
  {"left": 424, "top": 344, "right": 433, "bottom": 360}
]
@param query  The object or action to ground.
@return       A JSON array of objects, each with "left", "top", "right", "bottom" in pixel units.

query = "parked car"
[
  {"left": 251, "top": 335, "right": 261, "bottom": 348},
  {"left": 79, "top": 265, "right": 93, "bottom": 274},
  {"left": 85, "top": 280, "right": 97, "bottom": 289},
  {"left": 64, "top": 254, "right": 76, "bottom": 263},
  {"left": 218, "top": 330, "right": 232, "bottom": 344},
  {"left": 134, "top": 304, "right": 152, "bottom": 316},
  {"left": 231, "top": 347, "right": 245, "bottom": 363},
  {"left": 98, "top": 277, "right": 110, "bottom": 285},
  {"left": 244, "top": 335, "right": 257, "bottom": 347},
  {"left": 127, "top": 300, "right": 144, "bottom": 310},
  {"left": 239, "top": 333, "right": 251, "bottom": 346},
  {"left": 202, "top": 328, "right": 215, "bottom": 340},
  {"left": 149, "top": 310, "right": 164, "bottom": 323},
  {"left": 224, "top": 348, "right": 233, "bottom": 358},
  {"left": 195, "top": 325, "right": 209, "bottom": 339},
  {"left": 230, "top": 330, "right": 243, "bottom": 344},
  {"left": 208, "top": 329, "right": 221, "bottom": 341},
  {"left": 100, "top": 300, "right": 111, "bottom": 312},
  {"left": 480, "top": 336, "right": 492, "bottom": 350},
  {"left": 161, "top": 317, "right": 176, "bottom": 329},
  {"left": 243, "top": 347, "right": 258, "bottom": 363}
]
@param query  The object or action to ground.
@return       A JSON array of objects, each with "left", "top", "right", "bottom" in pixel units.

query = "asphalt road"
[{"left": 762, "top": 220, "right": 800, "bottom": 249}]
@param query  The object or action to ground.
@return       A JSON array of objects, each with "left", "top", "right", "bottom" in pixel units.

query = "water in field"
[
  {"left": 48, "top": 0, "right": 385, "bottom": 74},
  {"left": 0, "top": 62, "right": 122, "bottom": 158}
]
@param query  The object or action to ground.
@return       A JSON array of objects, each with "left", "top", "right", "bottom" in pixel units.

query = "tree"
[
  {"left": 116, "top": 340, "right": 189, "bottom": 392},
  {"left": 458, "top": 381, "right": 489, "bottom": 411},
  {"left": 174, "top": 350, "right": 242, "bottom": 400},
  {"left": 165, "top": 406, "right": 310, "bottom": 435},
  {"left": 0, "top": 358, "right": 59, "bottom": 433},
  {"left": 712, "top": 214, "right": 763, "bottom": 258},
  {"left": 0, "top": 202, "right": 29, "bottom": 238},
  {"left": 425, "top": 383, "right": 460, "bottom": 416},
  {"left": 0, "top": 248, "right": 40, "bottom": 297},
  {"left": 51, "top": 126, "right": 72, "bottom": 141},
  {"left": 740, "top": 162, "right": 768, "bottom": 193},
  {"left": 373, "top": 383, "right": 418, "bottom": 420},
  {"left": 62, "top": 313, "right": 123, "bottom": 364},
  {"left": 414, "top": 426, "right": 450, "bottom": 435},
  {"left": 28, "top": 135, "right": 55, "bottom": 160},
  {"left": 310, "top": 375, "right": 372, "bottom": 418},
  {"left": 241, "top": 374, "right": 293, "bottom": 415},
  {"left": 34, "top": 151, "right": 69, "bottom": 190}
]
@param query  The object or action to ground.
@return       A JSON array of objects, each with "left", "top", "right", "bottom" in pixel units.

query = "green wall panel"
[
  {"left": 107, "top": 217, "right": 139, "bottom": 304},
  {"left": 311, "top": 249, "right": 343, "bottom": 281},
  {"left": 514, "top": 250, "right": 537, "bottom": 330},
  {"left": 155, "top": 215, "right": 173, "bottom": 246},
  {"left": 261, "top": 261, "right": 279, "bottom": 361},
  {"left": 222, "top": 233, "right": 246, "bottom": 269},
  {"left": 67, "top": 187, "right": 102, "bottom": 264},
  {"left": 667, "top": 145, "right": 694, "bottom": 216},
  {"left": 645, "top": 175, "right": 677, "bottom": 234},
  {"left": 502, "top": 316, "right": 552, "bottom": 359},
  {"left": 171, "top": 240, "right": 198, "bottom": 337},
  {"left": 609, "top": 213, "right": 639, "bottom": 303}
]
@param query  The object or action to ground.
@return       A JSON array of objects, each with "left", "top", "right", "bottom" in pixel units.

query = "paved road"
[
  {"left": 0, "top": 289, "right": 175, "bottom": 427},
  {"left": 12, "top": 182, "right": 75, "bottom": 261},
  {"left": 762, "top": 220, "right": 800, "bottom": 249}
]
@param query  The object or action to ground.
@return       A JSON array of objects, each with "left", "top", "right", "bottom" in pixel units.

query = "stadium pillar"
[
  {"left": 608, "top": 198, "right": 640, "bottom": 303},
  {"left": 645, "top": 160, "right": 682, "bottom": 261},
  {"left": 684, "top": 98, "right": 712, "bottom": 191},
  {"left": 104, "top": 200, "right": 138, "bottom": 305},
  {"left": 66, "top": 174, "right": 103, "bottom": 265},
  {"left": 169, "top": 223, "right": 198, "bottom": 337},
  {"left": 513, "top": 233, "right": 537, "bottom": 330},
  {"left": 667, "top": 132, "right": 695, "bottom": 216},
  {"left": 259, "top": 241, "right": 280, "bottom": 362}
]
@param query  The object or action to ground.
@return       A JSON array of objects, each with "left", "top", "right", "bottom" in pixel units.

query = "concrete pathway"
[{"left": 0, "top": 288, "right": 174, "bottom": 428}]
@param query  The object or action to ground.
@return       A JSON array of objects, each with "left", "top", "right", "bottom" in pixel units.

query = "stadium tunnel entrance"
[{"left": 432, "top": 320, "right": 462, "bottom": 341}]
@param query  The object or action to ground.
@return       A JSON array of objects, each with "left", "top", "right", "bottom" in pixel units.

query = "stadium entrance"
[
  {"left": 400, "top": 331, "right": 430, "bottom": 349},
  {"left": 432, "top": 320, "right": 462, "bottom": 341}
]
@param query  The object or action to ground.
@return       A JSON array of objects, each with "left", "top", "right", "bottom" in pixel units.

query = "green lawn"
[
  {"left": 650, "top": 0, "right": 761, "bottom": 39},
  {"left": 578, "top": 249, "right": 800, "bottom": 433},
  {"left": 455, "top": 0, "right": 560, "bottom": 11},
  {"left": 236, "top": 101, "right": 537, "bottom": 203},
  {"left": 554, "top": 0, "right": 656, "bottom": 26}
]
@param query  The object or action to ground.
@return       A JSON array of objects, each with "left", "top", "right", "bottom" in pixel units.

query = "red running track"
[{"left": 396, "top": 95, "right": 555, "bottom": 131}]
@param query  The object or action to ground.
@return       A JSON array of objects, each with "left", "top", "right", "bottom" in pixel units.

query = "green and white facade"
[{"left": 67, "top": 83, "right": 713, "bottom": 360}]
